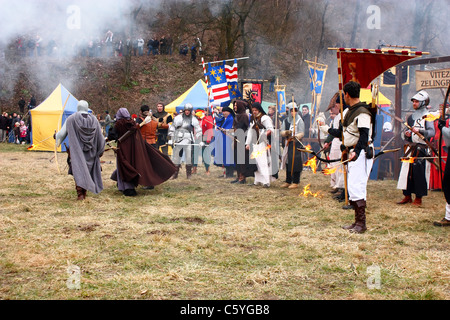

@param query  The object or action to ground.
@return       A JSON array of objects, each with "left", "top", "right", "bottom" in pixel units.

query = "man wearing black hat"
[
  {"left": 280, "top": 102, "right": 305, "bottom": 189},
  {"left": 246, "top": 102, "right": 276, "bottom": 187}
]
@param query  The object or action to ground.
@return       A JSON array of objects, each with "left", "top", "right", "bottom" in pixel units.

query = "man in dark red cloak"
[{"left": 108, "top": 108, "right": 177, "bottom": 196}]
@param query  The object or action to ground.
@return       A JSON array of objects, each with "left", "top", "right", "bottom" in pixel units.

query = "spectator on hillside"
[
  {"left": 190, "top": 40, "right": 198, "bottom": 63},
  {"left": 146, "top": 38, "right": 154, "bottom": 56},
  {"left": 18, "top": 97, "right": 26, "bottom": 115},
  {"left": 35, "top": 35, "right": 43, "bottom": 56},
  {"left": 29, "top": 95, "right": 36, "bottom": 110},
  {"left": 160, "top": 36, "right": 167, "bottom": 55},
  {"left": 179, "top": 43, "right": 188, "bottom": 56},
  {"left": 27, "top": 37, "right": 35, "bottom": 57},
  {"left": 137, "top": 37, "right": 144, "bottom": 56},
  {"left": 152, "top": 37, "right": 159, "bottom": 55},
  {"left": 167, "top": 36, "right": 173, "bottom": 55},
  {"left": 105, "top": 30, "right": 114, "bottom": 57}
]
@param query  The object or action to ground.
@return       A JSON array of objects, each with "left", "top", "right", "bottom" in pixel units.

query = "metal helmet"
[
  {"left": 287, "top": 102, "right": 298, "bottom": 111},
  {"left": 411, "top": 90, "right": 430, "bottom": 108},
  {"left": 183, "top": 103, "right": 193, "bottom": 112}
]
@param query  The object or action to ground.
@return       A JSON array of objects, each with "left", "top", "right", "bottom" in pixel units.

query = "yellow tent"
[
  {"left": 360, "top": 88, "right": 391, "bottom": 106},
  {"left": 29, "top": 84, "right": 79, "bottom": 152},
  {"left": 165, "top": 80, "right": 209, "bottom": 113}
]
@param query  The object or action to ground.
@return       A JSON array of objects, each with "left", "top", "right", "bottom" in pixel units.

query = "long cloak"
[
  {"left": 112, "top": 118, "right": 177, "bottom": 187},
  {"left": 65, "top": 112, "right": 105, "bottom": 194}
]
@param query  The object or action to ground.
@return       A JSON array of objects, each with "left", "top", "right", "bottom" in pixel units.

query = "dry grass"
[{"left": 0, "top": 143, "right": 448, "bottom": 300}]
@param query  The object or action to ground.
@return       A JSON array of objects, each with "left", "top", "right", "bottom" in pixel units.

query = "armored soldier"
[
  {"left": 168, "top": 103, "right": 202, "bottom": 179},
  {"left": 397, "top": 90, "right": 435, "bottom": 207}
]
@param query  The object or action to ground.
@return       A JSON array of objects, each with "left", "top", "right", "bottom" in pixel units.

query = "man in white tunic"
[
  {"left": 246, "top": 102, "right": 276, "bottom": 188},
  {"left": 320, "top": 81, "right": 374, "bottom": 233}
]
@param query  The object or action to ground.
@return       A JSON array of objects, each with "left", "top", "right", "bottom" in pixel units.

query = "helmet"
[
  {"left": 183, "top": 103, "right": 193, "bottom": 112},
  {"left": 287, "top": 102, "right": 298, "bottom": 111},
  {"left": 411, "top": 90, "right": 430, "bottom": 108}
]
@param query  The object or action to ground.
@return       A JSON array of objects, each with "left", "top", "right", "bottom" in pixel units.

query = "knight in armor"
[
  {"left": 397, "top": 90, "right": 436, "bottom": 207},
  {"left": 168, "top": 103, "right": 202, "bottom": 179},
  {"left": 280, "top": 102, "right": 305, "bottom": 189},
  {"left": 152, "top": 102, "right": 173, "bottom": 155}
]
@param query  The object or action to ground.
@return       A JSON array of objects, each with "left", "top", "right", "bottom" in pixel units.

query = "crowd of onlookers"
[
  {"left": 8, "top": 30, "right": 201, "bottom": 62},
  {"left": 0, "top": 96, "right": 36, "bottom": 145}
]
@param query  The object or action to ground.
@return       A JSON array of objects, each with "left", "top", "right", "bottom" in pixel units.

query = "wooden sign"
[{"left": 416, "top": 68, "right": 450, "bottom": 91}]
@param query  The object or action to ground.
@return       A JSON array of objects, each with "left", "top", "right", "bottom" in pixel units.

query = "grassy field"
[{"left": 0, "top": 143, "right": 448, "bottom": 300}]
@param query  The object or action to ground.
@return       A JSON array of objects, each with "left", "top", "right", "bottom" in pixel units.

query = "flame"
[
  {"left": 305, "top": 144, "right": 312, "bottom": 151},
  {"left": 300, "top": 184, "right": 320, "bottom": 198},
  {"left": 401, "top": 157, "right": 416, "bottom": 163},
  {"left": 322, "top": 167, "right": 337, "bottom": 175},
  {"left": 423, "top": 113, "right": 439, "bottom": 121},
  {"left": 304, "top": 156, "right": 318, "bottom": 173},
  {"left": 250, "top": 145, "right": 271, "bottom": 159}
]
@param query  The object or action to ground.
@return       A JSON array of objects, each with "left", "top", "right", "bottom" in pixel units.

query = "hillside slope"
[{"left": 2, "top": 53, "right": 267, "bottom": 116}]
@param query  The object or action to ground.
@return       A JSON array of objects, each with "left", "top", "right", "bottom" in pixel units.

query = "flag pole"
[
  {"left": 291, "top": 94, "right": 296, "bottom": 179},
  {"left": 202, "top": 57, "right": 215, "bottom": 126},
  {"left": 199, "top": 56, "right": 249, "bottom": 66},
  {"left": 310, "top": 57, "right": 318, "bottom": 131}
]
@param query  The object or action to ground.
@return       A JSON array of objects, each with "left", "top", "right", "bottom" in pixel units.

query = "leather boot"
[
  {"left": 342, "top": 200, "right": 356, "bottom": 230},
  {"left": 225, "top": 166, "right": 234, "bottom": 178},
  {"left": 350, "top": 200, "right": 367, "bottom": 234},
  {"left": 412, "top": 196, "right": 422, "bottom": 206},
  {"left": 76, "top": 186, "right": 86, "bottom": 201},
  {"left": 186, "top": 165, "right": 192, "bottom": 179},
  {"left": 397, "top": 195, "right": 412, "bottom": 204},
  {"left": 333, "top": 188, "right": 345, "bottom": 200},
  {"left": 172, "top": 165, "right": 181, "bottom": 179}
]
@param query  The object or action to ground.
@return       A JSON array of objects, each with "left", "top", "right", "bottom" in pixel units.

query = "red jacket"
[{"left": 201, "top": 115, "right": 214, "bottom": 143}]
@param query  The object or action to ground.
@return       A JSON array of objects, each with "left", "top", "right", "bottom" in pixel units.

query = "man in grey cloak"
[{"left": 55, "top": 100, "right": 105, "bottom": 200}]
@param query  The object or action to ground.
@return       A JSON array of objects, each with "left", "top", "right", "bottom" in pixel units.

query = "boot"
[
  {"left": 397, "top": 195, "right": 412, "bottom": 204},
  {"left": 342, "top": 201, "right": 356, "bottom": 229},
  {"left": 76, "top": 186, "right": 86, "bottom": 201},
  {"left": 333, "top": 188, "right": 345, "bottom": 200},
  {"left": 186, "top": 165, "right": 192, "bottom": 179},
  {"left": 280, "top": 182, "right": 291, "bottom": 188},
  {"left": 412, "top": 196, "right": 422, "bottom": 207},
  {"left": 350, "top": 200, "right": 367, "bottom": 234},
  {"left": 288, "top": 183, "right": 299, "bottom": 189},
  {"left": 192, "top": 166, "right": 197, "bottom": 174},
  {"left": 238, "top": 173, "right": 246, "bottom": 184},
  {"left": 172, "top": 165, "right": 181, "bottom": 179},
  {"left": 123, "top": 189, "right": 137, "bottom": 197},
  {"left": 225, "top": 166, "right": 234, "bottom": 178}
]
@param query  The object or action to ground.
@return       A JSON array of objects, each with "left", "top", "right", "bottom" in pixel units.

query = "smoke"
[{"left": 0, "top": 0, "right": 162, "bottom": 103}]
